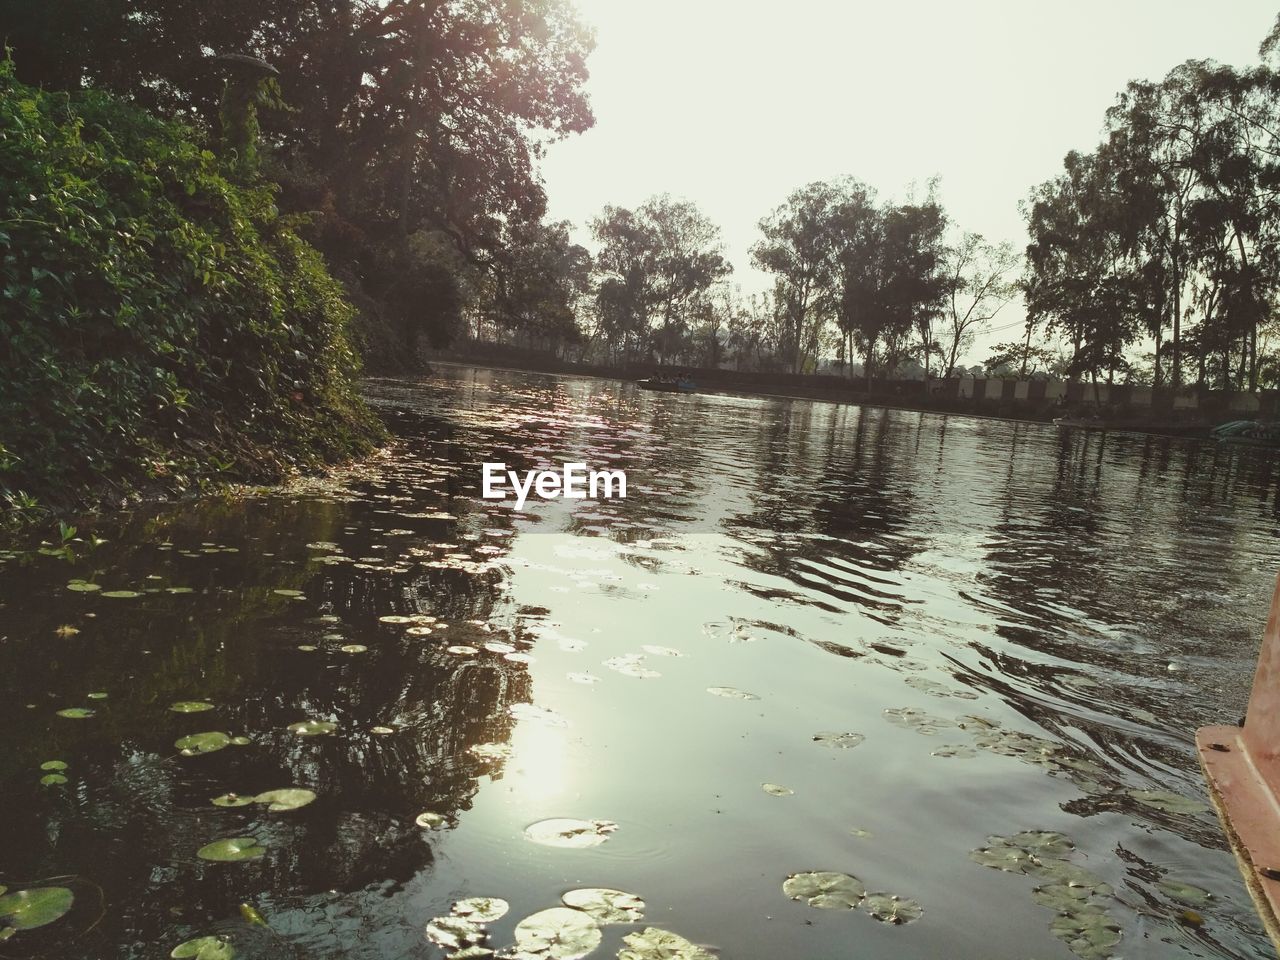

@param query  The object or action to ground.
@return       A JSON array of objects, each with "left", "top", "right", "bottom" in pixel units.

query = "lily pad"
[
  {"left": 883, "top": 707, "right": 955, "bottom": 735},
  {"left": 812, "top": 731, "right": 865, "bottom": 749},
  {"left": 1126, "top": 788, "right": 1208, "bottom": 815},
  {"left": 426, "top": 915, "right": 485, "bottom": 950},
  {"left": 339, "top": 644, "right": 368, "bottom": 654},
  {"left": 272, "top": 589, "right": 304, "bottom": 598},
  {"left": 447, "top": 645, "right": 479, "bottom": 656},
  {"left": 101, "top": 590, "right": 142, "bottom": 599},
  {"left": 0, "top": 887, "right": 75, "bottom": 930},
  {"left": 706, "top": 686, "right": 758, "bottom": 700},
  {"left": 288, "top": 720, "right": 336, "bottom": 736},
  {"left": 66, "top": 581, "right": 101, "bottom": 592},
  {"left": 931, "top": 743, "right": 977, "bottom": 758},
  {"left": 415, "top": 811, "right": 446, "bottom": 829},
  {"left": 618, "top": 927, "right": 715, "bottom": 960},
  {"left": 469, "top": 743, "right": 512, "bottom": 761},
  {"left": 40, "top": 774, "right": 68, "bottom": 786},
  {"left": 212, "top": 793, "right": 255, "bottom": 808},
  {"left": 1157, "top": 879, "right": 1213, "bottom": 905},
  {"left": 371, "top": 726, "right": 395, "bottom": 735},
  {"left": 451, "top": 897, "right": 510, "bottom": 923},
  {"left": 762, "top": 783, "right": 794, "bottom": 796},
  {"left": 175, "top": 731, "right": 232, "bottom": 756},
  {"left": 56, "top": 707, "right": 94, "bottom": 719},
  {"left": 1050, "top": 908, "right": 1122, "bottom": 959},
  {"left": 86, "top": 692, "right": 108, "bottom": 700},
  {"left": 40, "top": 760, "right": 68, "bottom": 771},
  {"left": 253, "top": 788, "right": 316, "bottom": 812},
  {"left": 512, "top": 907, "right": 602, "bottom": 960},
  {"left": 170, "top": 701, "right": 215, "bottom": 713},
  {"left": 196, "top": 836, "right": 266, "bottom": 862},
  {"left": 561, "top": 887, "right": 645, "bottom": 923},
  {"left": 782, "top": 871, "right": 865, "bottom": 909},
  {"left": 863, "top": 893, "right": 923, "bottom": 924},
  {"left": 171, "top": 936, "right": 236, "bottom": 959},
  {"left": 524, "top": 818, "right": 618, "bottom": 848}
]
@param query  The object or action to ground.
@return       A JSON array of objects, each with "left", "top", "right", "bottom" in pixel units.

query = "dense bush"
[{"left": 0, "top": 59, "right": 379, "bottom": 511}]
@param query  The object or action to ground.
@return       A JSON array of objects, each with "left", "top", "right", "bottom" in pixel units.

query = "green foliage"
[{"left": 0, "top": 60, "right": 378, "bottom": 511}]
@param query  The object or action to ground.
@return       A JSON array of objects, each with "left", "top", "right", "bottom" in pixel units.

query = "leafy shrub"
[{"left": 0, "top": 59, "right": 379, "bottom": 511}]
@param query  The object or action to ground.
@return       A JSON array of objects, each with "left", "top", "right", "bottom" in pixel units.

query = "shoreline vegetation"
[{"left": 428, "top": 351, "right": 1256, "bottom": 440}]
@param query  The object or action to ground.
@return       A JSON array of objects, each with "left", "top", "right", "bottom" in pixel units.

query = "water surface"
[{"left": 1, "top": 364, "right": 1277, "bottom": 959}]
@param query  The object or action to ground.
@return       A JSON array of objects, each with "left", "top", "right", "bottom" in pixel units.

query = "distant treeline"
[{"left": 7, "top": 4, "right": 1280, "bottom": 395}]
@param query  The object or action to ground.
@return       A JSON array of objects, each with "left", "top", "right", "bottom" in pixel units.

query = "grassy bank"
[{"left": 0, "top": 61, "right": 381, "bottom": 524}]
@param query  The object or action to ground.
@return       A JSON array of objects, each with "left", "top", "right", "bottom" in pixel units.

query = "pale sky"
[{"left": 540, "top": 0, "right": 1279, "bottom": 360}]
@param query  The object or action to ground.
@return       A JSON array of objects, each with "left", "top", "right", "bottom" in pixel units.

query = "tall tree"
[{"left": 940, "top": 234, "right": 1019, "bottom": 378}]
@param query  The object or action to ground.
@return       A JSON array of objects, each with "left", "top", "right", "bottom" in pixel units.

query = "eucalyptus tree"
[
  {"left": 939, "top": 234, "right": 1019, "bottom": 377},
  {"left": 751, "top": 181, "right": 852, "bottom": 373},
  {"left": 832, "top": 190, "right": 949, "bottom": 386},
  {"left": 590, "top": 197, "right": 730, "bottom": 364}
]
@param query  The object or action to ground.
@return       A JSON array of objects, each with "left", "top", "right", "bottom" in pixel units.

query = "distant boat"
[
  {"left": 1212, "top": 420, "right": 1280, "bottom": 447},
  {"left": 1053, "top": 416, "right": 1106, "bottom": 430},
  {"left": 636, "top": 378, "right": 696, "bottom": 393}
]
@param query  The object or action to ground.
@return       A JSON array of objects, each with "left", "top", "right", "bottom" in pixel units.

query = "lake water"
[{"left": 1, "top": 364, "right": 1278, "bottom": 960}]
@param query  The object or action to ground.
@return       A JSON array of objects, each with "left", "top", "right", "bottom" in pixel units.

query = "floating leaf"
[
  {"left": 176, "top": 732, "right": 231, "bottom": 756},
  {"left": 40, "top": 774, "right": 67, "bottom": 786},
  {"left": 618, "top": 927, "right": 715, "bottom": 960},
  {"left": 524, "top": 818, "right": 618, "bottom": 848},
  {"left": 863, "top": 893, "right": 923, "bottom": 924},
  {"left": 253, "top": 788, "right": 316, "bottom": 812},
  {"left": 66, "top": 581, "right": 101, "bottom": 592},
  {"left": 1126, "top": 789, "right": 1208, "bottom": 815},
  {"left": 371, "top": 726, "right": 395, "bottom": 735},
  {"left": 561, "top": 888, "right": 644, "bottom": 923},
  {"left": 339, "top": 644, "right": 368, "bottom": 654},
  {"left": 230, "top": 736, "right": 251, "bottom": 746},
  {"left": 1050, "top": 908, "right": 1122, "bottom": 959},
  {"left": 931, "top": 743, "right": 977, "bottom": 758},
  {"left": 272, "top": 589, "right": 304, "bottom": 598},
  {"left": 101, "top": 590, "right": 142, "bottom": 599},
  {"left": 426, "top": 915, "right": 485, "bottom": 950},
  {"left": 378, "top": 615, "right": 414, "bottom": 624},
  {"left": 0, "top": 887, "right": 74, "bottom": 930},
  {"left": 762, "top": 783, "right": 794, "bottom": 797},
  {"left": 447, "top": 645, "right": 479, "bottom": 656},
  {"left": 171, "top": 936, "right": 235, "bottom": 959},
  {"left": 56, "top": 707, "right": 94, "bottom": 719},
  {"left": 39, "top": 760, "right": 67, "bottom": 771},
  {"left": 782, "top": 871, "right": 865, "bottom": 909},
  {"left": 706, "top": 686, "right": 758, "bottom": 700},
  {"left": 469, "top": 743, "right": 511, "bottom": 761},
  {"left": 812, "top": 731, "right": 864, "bottom": 749},
  {"left": 197, "top": 837, "right": 265, "bottom": 862},
  {"left": 415, "top": 811, "right": 446, "bottom": 829},
  {"left": 606, "top": 656, "right": 660, "bottom": 679},
  {"left": 452, "top": 897, "right": 510, "bottom": 923},
  {"left": 170, "top": 701, "right": 214, "bottom": 713},
  {"left": 288, "top": 720, "right": 336, "bottom": 736},
  {"left": 86, "top": 692, "right": 108, "bottom": 700},
  {"left": 1032, "top": 884, "right": 1095, "bottom": 911},
  {"left": 883, "top": 707, "right": 955, "bottom": 735},
  {"left": 513, "top": 907, "right": 602, "bottom": 960},
  {"left": 212, "top": 794, "right": 255, "bottom": 808},
  {"left": 1157, "top": 879, "right": 1212, "bottom": 905}
]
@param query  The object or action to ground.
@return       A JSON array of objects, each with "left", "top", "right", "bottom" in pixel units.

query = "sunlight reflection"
[{"left": 505, "top": 716, "right": 570, "bottom": 802}]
